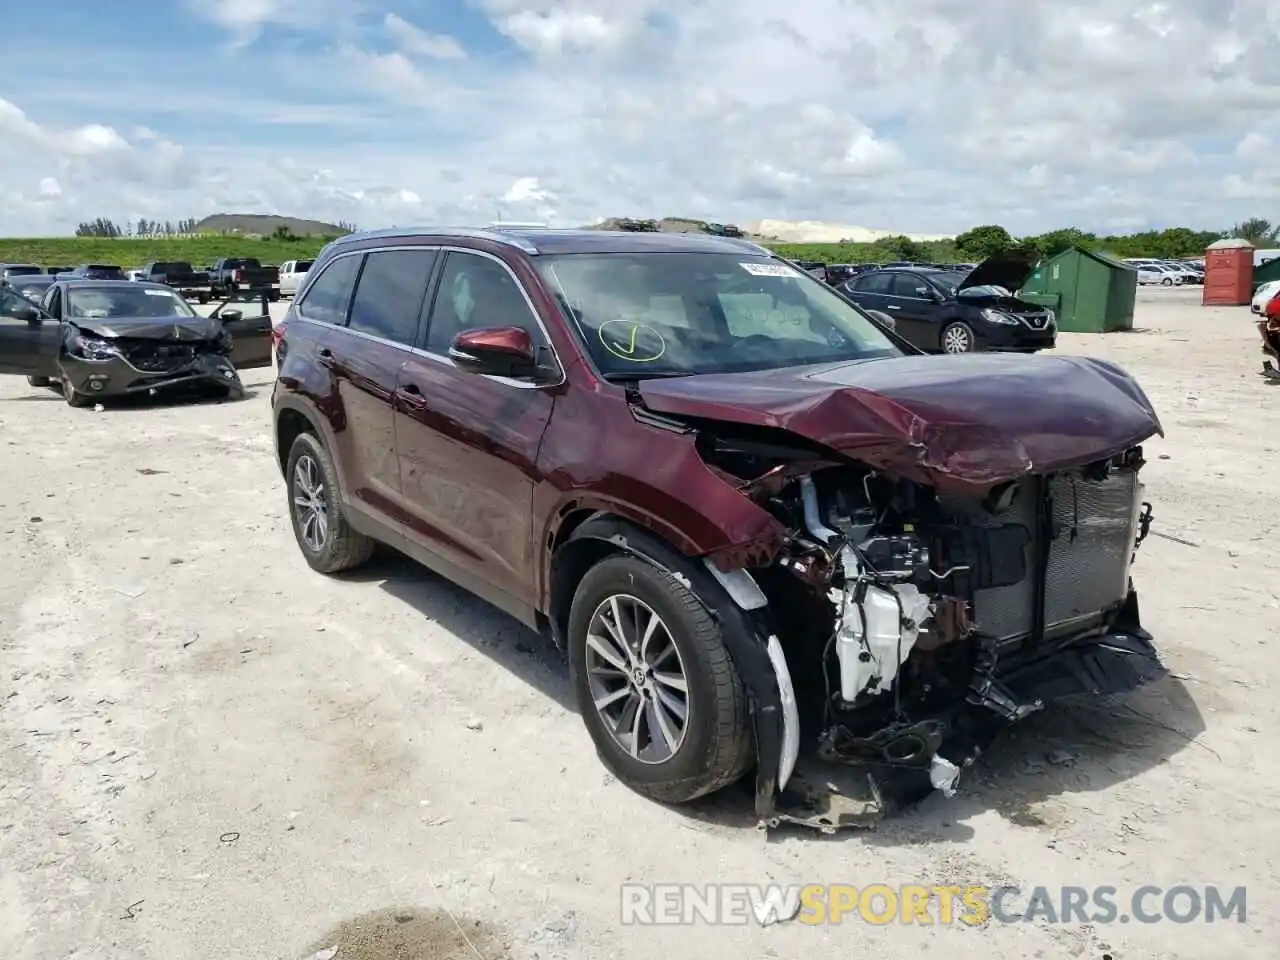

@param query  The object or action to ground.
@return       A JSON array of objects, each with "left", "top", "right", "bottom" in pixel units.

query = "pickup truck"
[
  {"left": 135, "top": 261, "right": 213, "bottom": 302},
  {"left": 209, "top": 258, "right": 280, "bottom": 300}
]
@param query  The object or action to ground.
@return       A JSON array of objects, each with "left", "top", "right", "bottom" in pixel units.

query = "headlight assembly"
[
  {"left": 69, "top": 333, "right": 122, "bottom": 360},
  {"left": 980, "top": 308, "right": 1020, "bottom": 325}
]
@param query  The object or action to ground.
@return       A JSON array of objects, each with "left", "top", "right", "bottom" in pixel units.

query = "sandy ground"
[{"left": 1, "top": 287, "right": 1276, "bottom": 960}]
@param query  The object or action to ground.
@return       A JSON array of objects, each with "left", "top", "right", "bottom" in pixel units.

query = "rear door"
[
  {"left": 847, "top": 270, "right": 894, "bottom": 313},
  {"left": 393, "top": 248, "right": 558, "bottom": 607},
  {"left": 304, "top": 248, "right": 436, "bottom": 529},
  {"left": 0, "top": 286, "right": 60, "bottom": 377}
]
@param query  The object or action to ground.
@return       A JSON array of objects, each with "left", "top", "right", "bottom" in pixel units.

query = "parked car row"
[
  {"left": 2, "top": 256, "right": 303, "bottom": 302},
  {"left": 1124, "top": 258, "right": 1204, "bottom": 285}
]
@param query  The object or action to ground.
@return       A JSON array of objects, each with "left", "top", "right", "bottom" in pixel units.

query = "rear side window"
[
  {"left": 298, "top": 254, "right": 361, "bottom": 325},
  {"left": 347, "top": 249, "right": 437, "bottom": 345},
  {"left": 855, "top": 273, "right": 893, "bottom": 294}
]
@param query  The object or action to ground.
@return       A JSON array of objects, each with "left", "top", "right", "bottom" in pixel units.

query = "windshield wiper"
[{"left": 600, "top": 371, "right": 694, "bottom": 381}]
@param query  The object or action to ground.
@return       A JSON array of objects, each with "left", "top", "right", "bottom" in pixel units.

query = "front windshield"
[
  {"left": 67, "top": 286, "right": 196, "bottom": 320},
  {"left": 927, "top": 272, "right": 966, "bottom": 296},
  {"left": 957, "top": 283, "right": 1012, "bottom": 298},
  {"left": 535, "top": 252, "right": 901, "bottom": 378}
]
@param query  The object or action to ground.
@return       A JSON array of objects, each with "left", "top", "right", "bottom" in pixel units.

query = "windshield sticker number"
[
  {"left": 143, "top": 289, "right": 176, "bottom": 296},
  {"left": 598, "top": 319, "right": 666, "bottom": 362},
  {"left": 739, "top": 262, "right": 800, "bottom": 278}
]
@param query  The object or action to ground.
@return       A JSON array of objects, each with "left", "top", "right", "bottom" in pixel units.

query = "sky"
[{"left": 2, "top": 0, "right": 1279, "bottom": 238}]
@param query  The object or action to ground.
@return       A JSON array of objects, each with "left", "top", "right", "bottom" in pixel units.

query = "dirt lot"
[{"left": 1, "top": 288, "right": 1276, "bottom": 960}]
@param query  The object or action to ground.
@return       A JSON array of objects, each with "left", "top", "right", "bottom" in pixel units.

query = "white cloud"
[
  {"left": 384, "top": 12, "right": 466, "bottom": 59},
  {"left": 38, "top": 177, "right": 61, "bottom": 198},
  {"left": 5, "top": 0, "right": 1280, "bottom": 236}
]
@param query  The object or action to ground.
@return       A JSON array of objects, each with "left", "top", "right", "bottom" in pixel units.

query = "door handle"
[
  {"left": 887, "top": 305, "right": 901, "bottom": 310},
  {"left": 317, "top": 347, "right": 335, "bottom": 368},
  {"left": 396, "top": 382, "right": 426, "bottom": 409}
]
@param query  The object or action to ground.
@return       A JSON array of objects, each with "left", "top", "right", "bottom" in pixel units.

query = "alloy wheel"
[
  {"left": 292, "top": 454, "right": 329, "bottom": 552},
  {"left": 942, "top": 325, "right": 972, "bottom": 353},
  {"left": 584, "top": 594, "right": 690, "bottom": 764}
]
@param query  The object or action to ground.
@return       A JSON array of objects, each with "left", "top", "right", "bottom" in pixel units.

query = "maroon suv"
[{"left": 271, "top": 227, "right": 1167, "bottom": 831}]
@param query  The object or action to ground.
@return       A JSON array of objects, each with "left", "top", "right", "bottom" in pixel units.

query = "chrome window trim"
[{"left": 294, "top": 243, "right": 566, "bottom": 391}]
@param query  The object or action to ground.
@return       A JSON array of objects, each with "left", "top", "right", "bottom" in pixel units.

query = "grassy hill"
[
  {"left": 193, "top": 213, "right": 345, "bottom": 236},
  {"left": 0, "top": 235, "right": 335, "bottom": 268}
]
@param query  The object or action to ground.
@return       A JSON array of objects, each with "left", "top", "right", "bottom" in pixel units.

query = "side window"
[
  {"left": 43, "top": 288, "right": 61, "bottom": 317},
  {"left": 856, "top": 273, "right": 893, "bottom": 294},
  {"left": 890, "top": 274, "right": 930, "bottom": 298},
  {"left": 426, "top": 252, "right": 541, "bottom": 354},
  {"left": 346, "top": 249, "right": 438, "bottom": 345},
  {"left": 297, "top": 254, "right": 361, "bottom": 325},
  {"left": 0, "top": 287, "right": 33, "bottom": 319}
]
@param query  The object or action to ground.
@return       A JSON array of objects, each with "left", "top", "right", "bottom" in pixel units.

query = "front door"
[
  {"left": 885, "top": 273, "right": 946, "bottom": 345},
  {"left": 394, "top": 249, "right": 558, "bottom": 607},
  {"left": 214, "top": 292, "right": 275, "bottom": 369},
  {"left": 0, "top": 286, "right": 60, "bottom": 378}
]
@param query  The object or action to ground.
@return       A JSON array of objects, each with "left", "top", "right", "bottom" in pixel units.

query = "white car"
[
  {"left": 1251, "top": 279, "right": 1280, "bottom": 314},
  {"left": 1141, "top": 264, "right": 1188, "bottom": 286},
  {"left": 278, "top": 259, "right": 313, "bottom": 297}
]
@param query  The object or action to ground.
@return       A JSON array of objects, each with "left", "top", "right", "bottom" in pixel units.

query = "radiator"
[{"left": 938, "top": 468, "right": 1142, "bottom": 642}]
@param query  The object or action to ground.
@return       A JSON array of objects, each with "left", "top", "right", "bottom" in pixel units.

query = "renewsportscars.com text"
[{"left": 619, "top": 883, "right": 1247, "bottom": 927}]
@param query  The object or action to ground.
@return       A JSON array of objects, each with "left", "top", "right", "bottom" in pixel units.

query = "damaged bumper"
[
  {"left": 1259, "top": 319, "right": 1280, "bottom": 380},
  {"left": 61, "top": 348, "right": 243, "bottom": 398}
]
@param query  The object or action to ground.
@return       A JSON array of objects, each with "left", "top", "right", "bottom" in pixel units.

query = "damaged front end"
[
  {"left": 63, "top": 325, "right": 244, "bottom": 398},
  {"left": 743, "top": 451, "right": 1163, "bottom": 832},
  {"left": 638, "top": 358, "right": 1170, "bottom": 832}
]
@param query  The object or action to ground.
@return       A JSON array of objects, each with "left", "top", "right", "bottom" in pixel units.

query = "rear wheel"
[
  {"left": 285, "top": 431, "right": 374, "bottom": 573},
  {"left": 568, "top": 555, "right": 753, "bottom": 804},
  {"left": 941, "top": 321, "right": 975, "bottom": 354},
  {"left": 197, "top": 292, "right": 211, "bottom": 304}
]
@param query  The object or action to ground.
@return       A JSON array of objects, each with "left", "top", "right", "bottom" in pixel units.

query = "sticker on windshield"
[
  {"left": 598, "top": 319, "right": 666, "bottom": 362},
  {"left": 143, "top": 289, "right": 176, "bottom": 296},
  {"left": 739, "top": 262, "right": 800, "bottom": 278}
]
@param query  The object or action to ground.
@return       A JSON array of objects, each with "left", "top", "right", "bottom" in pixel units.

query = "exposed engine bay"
[{"left": 697, "top": 427, "right": 1162, "bottom": 831}]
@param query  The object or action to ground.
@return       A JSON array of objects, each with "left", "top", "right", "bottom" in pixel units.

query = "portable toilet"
[
  {"left": 1203, "top": 238, "right": 1254, "bottom": 305},
  {"left": 1018, "top": 245, "right": 1138, "bottom": 332}
]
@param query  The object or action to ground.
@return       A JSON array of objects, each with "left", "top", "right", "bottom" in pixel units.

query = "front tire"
[
  {"left": 285, "top": 431, "right": 375, "bottom": 573},
  {"left": 1161, "top": 277, "right": 1173, "bottom": 286},
  {"left": 63, "top": 379, "right": 91, "bottom": 407},
  {"left": 568, "top": 555, "right": 753, "bottom": 804},
  {"left": 941, "top": 321, "right": 975, "bottom": 354},
  {"left": 27, "top": 375, "right": 50, "bottom": 388}
]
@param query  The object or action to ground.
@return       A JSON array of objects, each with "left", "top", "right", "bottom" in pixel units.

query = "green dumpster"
[{"left": 1019, "top": 245, "right": 1137, "bottom": 332}]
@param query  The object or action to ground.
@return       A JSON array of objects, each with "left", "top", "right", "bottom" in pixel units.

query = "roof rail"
[{"left": 331, "top": 225, "right": 542, "bottom": 254}]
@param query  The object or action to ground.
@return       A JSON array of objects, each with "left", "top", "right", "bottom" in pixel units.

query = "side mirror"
[
  {"left": 220, "top": 309, "right": 243, "bottom": 322},
  {"left": 10, "top": 305, "right": 41, "bottom": 323},
  {"left": 449, "top": 325, "right": 538, "bottom": 378}
]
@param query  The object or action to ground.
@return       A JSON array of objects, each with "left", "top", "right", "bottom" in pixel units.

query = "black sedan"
[
  {"left": 0, "top": 280, "right": 273, "bottom": 407},
  {"left": 9, "top": 274, "right": 56, "bottom": 304},
  {"left": 838, "top": 251, "right": 1055, "bottom": 353}
]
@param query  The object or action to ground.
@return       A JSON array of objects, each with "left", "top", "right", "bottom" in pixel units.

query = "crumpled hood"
[
  {"left": 637, "top": 353, "right": 1163, "bottom": 492},
  {"left": 72, "top": 316, "right": 222, "bottom": 341}
]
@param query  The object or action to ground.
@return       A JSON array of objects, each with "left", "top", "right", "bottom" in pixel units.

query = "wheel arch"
[{"left": 545, "top": 512, "right": 787, "bottom": 820}]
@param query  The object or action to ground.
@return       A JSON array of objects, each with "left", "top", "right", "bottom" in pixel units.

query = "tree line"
[
  {"left": 777, "top": 218, "right": 1280, "bottom": 264},
  {"left": 73, "top": 217, "right": 358, "bottom": 239}
]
